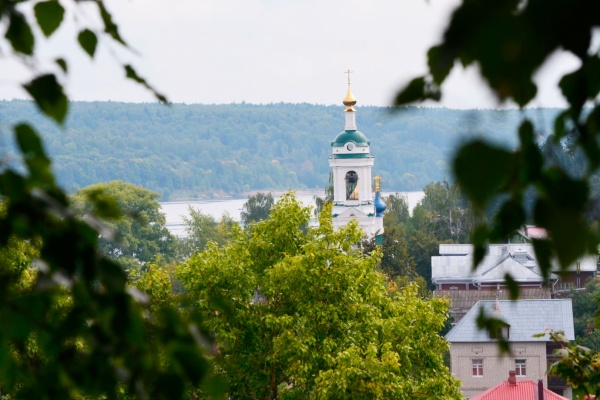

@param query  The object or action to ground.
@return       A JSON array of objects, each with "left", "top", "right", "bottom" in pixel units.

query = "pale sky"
[{"left": 0, "top": 0, "right": 581, "bottom": 109}]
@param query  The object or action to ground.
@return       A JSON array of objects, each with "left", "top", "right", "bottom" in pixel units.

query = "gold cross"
[
  {"left": 374, "top": 176, "right": 382, "bottom": 192},
  {"left": 345, "top": 69, "right": 353, "bottom": 85}
]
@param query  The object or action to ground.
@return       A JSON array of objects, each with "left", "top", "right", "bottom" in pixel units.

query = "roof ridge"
[
  {"left": 477, "top": 254, "right": 510, "bottom": 277},
  {"left": 479, "top": 256, "right": 545, "bottom": 280},
  {"left": 445, "top": 299, "right": 482, "bottom": 340}
]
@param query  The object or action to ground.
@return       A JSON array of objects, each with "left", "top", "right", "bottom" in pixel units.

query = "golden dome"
[
  {"left": 343, "top": 69, "right": 357, "bottom": 112},
  {"left": 343, "top": 85, "right": 356, "bottom": 112}
]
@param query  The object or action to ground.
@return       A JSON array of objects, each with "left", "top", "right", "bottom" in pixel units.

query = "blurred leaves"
[
  {"left": 5, "top": 11, "right": 34, "bottom": 55},
  {"left": 77, "top": 29, "right": 97, "bottom": 58},
  {"left": 125, "top": 64, "right": 167, "bottom": 103},
  {"left": 34, "top": 1, "right": 64, "bottom": 37},
  {"left": 23, "top": 74, "right": 68, "bottom": 124},
  {"left": 398, "top": 1, "right": 600, "bottom": 390},
  {"left": 0, "top": 124, "right": 217, "bottom": 399},
  {"left": 97, "top": 0, "right": 126, "bottom": 46},
  {"left": 0, "top": 0, "right": 209, "bottom": 398},
  {"left": 393, "top": 77, "right": 440, "bottom": 106},
  {"left": 453, "top": 140, "right": 514, "bottom": 208}
]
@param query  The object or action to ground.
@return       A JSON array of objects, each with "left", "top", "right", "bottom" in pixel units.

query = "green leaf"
[
  {"left": 517, "top": 120, "right": 543, "bottom": 182},
  {"left": 475, "top": 309, "right": 510, "bottom": 355},
  {"left": 490, "top": 199, "right": 525, "bottom": 240},
  {"left": 23, "top": 74, "right": 68, "bottom": 124},
  {"left": 124, "top": 65, "right": 167, "bottom": 103},
  {"left": 427, "top": 45, "right": 454, "bottom": 85},
  {"left": 202, "top": 373, "right": 228, "bottom": 399},
  {"left": 5, "top": 12, "right": 34, "bottom": 55},
  {"left": 559, "top": 68, "right": 587, "bottom": 116},
  {"left": 539, "top": 168, "right": 588, "bottom": 212},
  {"left": 55, "top": 58, "right": 67, "bottom": 73},
  {"left": 503, "top": 273, "right": 519, "bottom": 300},
  {"left": 97, "top": 1, "right": 126, "bottom": 46},
  {"left": 532, "top": 239, "right": 552, "bottom": 279},
  {"left": 553, "top": 110, "right": 570, "bottom": 139},
  {"left": 533, "top": 198, "right": 591, "bottom": 269},
  {"left": 14, "top": 123, "right": 55, "bottom": 186},
  {"left": 453, "top": 140, "right": 514, "bottom": 208},
  {"left": 78, "top": 29, "right": 97, "bottom": 58},
  {"left": 473, "top": 244, "right": 485, "bottom": 269},
  {"left": 173, "top": 345, "right": 209, "bottom": 383},
  {"left": 471, "top": 225, "right": 489, "bottom": 268},
  {"left": 82, "top": 188, "right": 122, "bottom": 220},
  {"left": 34, "top": 1, "right": 65, "bottom": 37},
  {"left": 15, "top": 123, "right": 47, "bottom": 159},
  {"left": 393, "top": 77, "right": 440, "bottom": 106}
]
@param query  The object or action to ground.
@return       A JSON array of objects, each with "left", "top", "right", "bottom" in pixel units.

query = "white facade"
[{"left": 327, "top": 83, "right": 384, "bottom": 239}]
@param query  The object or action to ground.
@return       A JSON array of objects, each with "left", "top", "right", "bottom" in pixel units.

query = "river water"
[{"left": 160, "top": 191, "right": 425, "bottom": 237}]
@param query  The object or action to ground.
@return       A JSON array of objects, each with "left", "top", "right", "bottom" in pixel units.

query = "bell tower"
[{"left": 328, "top": 72, "right": 385, "bottom": 239}]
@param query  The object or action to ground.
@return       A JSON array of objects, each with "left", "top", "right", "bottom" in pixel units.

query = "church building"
[{"left": 328, "top": 73, "right": 386, "bottom": 242}]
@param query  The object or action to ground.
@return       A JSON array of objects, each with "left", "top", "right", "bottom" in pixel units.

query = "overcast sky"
[{"left": 0, "top": 0, "right": 582, "bottom": 109}]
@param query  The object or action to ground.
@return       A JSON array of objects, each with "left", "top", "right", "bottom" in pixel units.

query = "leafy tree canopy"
[
  {"left": 180, "top": 207, "right": 235, "bottom": 257},
  {"left": 377, "top": 186, "right": 480, "bottom": 289},
  {"left": 71, "top": 180, "right": 177, "bottom": 266},
  {"left": 177, "top": 194, "right": 461, "bottom": 399},
  {"left": 240, "top": 192, "right": 275, "bottom": 227}
]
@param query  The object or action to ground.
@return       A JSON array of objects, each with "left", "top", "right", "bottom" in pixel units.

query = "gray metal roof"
[
  {"left": 445, "top": 299, "right": 574, "bottom": 342},
  {"left": 432, "top": 243, "right": 596, "bottom": 285}
]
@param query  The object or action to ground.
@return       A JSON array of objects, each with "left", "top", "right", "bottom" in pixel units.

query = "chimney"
[
  {"left": 538, "top": 379, "right": 545, "bottom": 400},
  {"left": 508, "top": 370, "right": 517, "bottom": 385}
]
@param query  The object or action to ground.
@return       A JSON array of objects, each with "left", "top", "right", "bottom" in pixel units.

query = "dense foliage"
[
  {"left": 179, "top": 207, "right": 235, "bottom": 258},
  {"left": 71, "top": 181, "right": 177, "bottom": 267},
  {"left": 547, "top": 330, "right": 600, "bottom": 399},
  {"left": 0, "top": 100, "right": 560, "bottom": 198},
  {"left": 363, "top": 182, "right": 477, "bottom": 289},
  {"left": 0, "top": 1, "right": 218, "bottom": 398},
  {"left": 240, "top": 192, "right": 275, "bottom": 227},
  {"left": 394, "top": 0, "right": 600, "bottom": 395},
  {"left": 177, "top": 195, "right": 462, "bottom": 399},
  {"left": 568, "top": 278, "right": 600, "bottom": 352}
]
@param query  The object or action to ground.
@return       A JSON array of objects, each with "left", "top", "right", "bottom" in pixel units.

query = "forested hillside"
[{"left": 0, "top": 100, "right": 559, "bottom": 199}]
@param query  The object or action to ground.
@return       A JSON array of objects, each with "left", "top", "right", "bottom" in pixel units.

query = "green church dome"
[{"left": 331, "top": 130, "right": 369, "bottom": 147}]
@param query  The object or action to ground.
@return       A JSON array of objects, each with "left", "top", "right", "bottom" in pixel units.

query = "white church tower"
[{"left": 328, "top": 71, "right": 385, "bottom": 242}]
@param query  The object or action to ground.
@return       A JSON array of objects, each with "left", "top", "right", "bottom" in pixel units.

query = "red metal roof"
[{"left": 470, "top": 380, "right": 568, "bottom": 400}]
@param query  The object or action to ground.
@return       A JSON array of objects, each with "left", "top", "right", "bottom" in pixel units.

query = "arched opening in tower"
[{"left": 345, "top": 171, "right": 359, "bottom": 200}]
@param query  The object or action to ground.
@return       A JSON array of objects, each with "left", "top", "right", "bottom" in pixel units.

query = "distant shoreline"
[
  {"left": 166, "top": 188, "right": 421, "bottom": 202},
  {"left": 166, "top": 188, "right": 327, "bottom": 202},
  {"left": 242, "top": 189, "right": 326, "bottom": 197}
]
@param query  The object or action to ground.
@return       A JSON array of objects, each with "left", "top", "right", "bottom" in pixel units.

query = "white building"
[{"left": 328, "top": 75, "right": 385, "bottom": 241}]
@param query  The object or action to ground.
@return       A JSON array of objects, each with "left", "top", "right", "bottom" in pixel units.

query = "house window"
[
  {"left": 515, "top": 359, "right": 526, "bottom": 376},
  {"left": 472, "top": 359, "right": 483, "bottom": 377}
]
